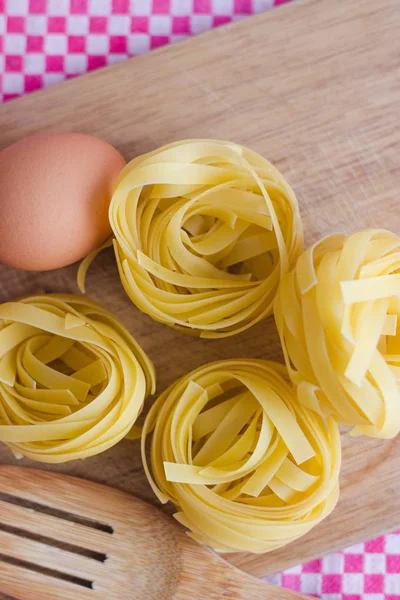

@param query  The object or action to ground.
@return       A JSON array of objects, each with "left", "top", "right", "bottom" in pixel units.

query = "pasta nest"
[
  {"left": 142, "top": 359, "right": 340, "bottom": 553},
  {"left": 0, "top": 294, "right": 155, "bottom": 462},
  {"left": 274, "top": 229, "right": 400, "bottom": 439},
  {"left": 82, "top": 139, "right": 303, "bottom": 338}
]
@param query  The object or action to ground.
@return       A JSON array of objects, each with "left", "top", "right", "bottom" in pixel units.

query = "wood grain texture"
[
  {"left": 0, "top": 0, "right": 399, "bottom": 578},
  {"left": 0, "top": 466, "right": 309, "bottom": 600}
]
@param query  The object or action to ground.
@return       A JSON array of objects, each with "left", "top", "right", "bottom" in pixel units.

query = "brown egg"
[{"left": 0, "top": 132, "right": 125, "bottom": 271}]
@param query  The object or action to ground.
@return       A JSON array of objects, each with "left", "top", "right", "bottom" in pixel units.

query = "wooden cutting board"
[{"left": 0, "top": 0, "right": 399, "bottom": 579}]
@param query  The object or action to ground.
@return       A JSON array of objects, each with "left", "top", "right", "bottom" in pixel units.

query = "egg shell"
[{"left": 0, "top": 132, "right": 125, "bottom": 271}]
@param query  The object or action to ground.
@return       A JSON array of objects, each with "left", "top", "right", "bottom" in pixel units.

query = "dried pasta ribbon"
[
  {"left": 0, "top": 294, "right": 155, "bottom": 462},
  {"left": 80, "top": 139, "right": 303, "bottom": 338},
  {"left": 142, "top": 359, "right": 340, "bottom": 554},
  {"left": 274, "top": 229, "right": 400, "bottom": 439}
]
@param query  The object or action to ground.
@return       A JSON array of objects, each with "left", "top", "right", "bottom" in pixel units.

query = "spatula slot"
[
  {"left": 0, "top": 553, "right": 94, "bottom": 589},
  {"left": 0, "top": 523, "right": 107, "bottom": 563},
  {"left": 0, "top": 492, "right": 114, "bottom": 534}
]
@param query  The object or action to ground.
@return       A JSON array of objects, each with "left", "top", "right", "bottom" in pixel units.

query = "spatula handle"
[{"left": 218, "top": 561, "right": 311, "bottom": 599}]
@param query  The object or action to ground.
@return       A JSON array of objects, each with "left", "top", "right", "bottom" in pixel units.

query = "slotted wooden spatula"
[{"left": 0, "top": 466, "right": 310, "bottom": 600}]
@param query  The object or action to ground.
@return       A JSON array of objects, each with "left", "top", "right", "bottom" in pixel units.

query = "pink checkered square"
[
  {"left": 323, "top": 574, "right": 342, "bottom": 594},
  {"left": 345, "top": 554, "right": 364, "bottom": 573},
  {"left": 131, "top": 16, "right": 149, "bottom": 32},
  {"left": 70, "top": 0, "right": 88, "bottom": 14},
  {"left": 366, "top": 538, "right": 386, "bottom": 553},
  {"left": 387, "top": 556, "right": 400, "bottom": 573},
  {"left": 68, "top": 36, "right": 85, "bottom": 52},
  {"left": 172, "top": 16, "right": 190, "bottom": 34},
  {"left": 153, "top": 0, "right": 171, "bottom": 14},
  {"left": 112, "top": 0, "right": 130, "bottom": 13},
  {"left": 29, "top": 0, "right": 46, "bottom": 12},
  {"left": 213, "top": 15, "right": 232, "bottom": 26},
  {"left": 304, "top": 560, "right": 322, "bottom": 573},
  {"left": 88, "top": 16, "right": 105, "bottom": 33},
  {"left": 24, "top": 73, "right": 41, "bottom": 91},
  {"left": 45, "top": 55, "right": 64, "bottom": 72},
  {"left": 234, "top": 0, "right": 253, "bottom": 13},
  {"left": 194, "top": 0, "right": 211, "bottom": 12},
  {"left": 48, "top": 17, "right": 66, "bottom": 33},
  {"left": 87, "top": 55, "right": 106, "bottom": 69},
  {"left": 7, "top": 16, "right": 25, "bottom": 33},
  {"left": 5, "top": 55, "right": 22, "bottom": 71},
  {"left": 281, "top": 574, "right": 301, "bottom": 591},
  {"left": 152, "top": 35, "right": 169, "bottom": 48},
  {"left": 365, "top": 574, "right": 384, "bottom": 593},
  {"left": 26, "top": 35, "right": 43, "bottom": 51},
  {"left": 109, "top": 35, "right": 126, "bottom": 53}
]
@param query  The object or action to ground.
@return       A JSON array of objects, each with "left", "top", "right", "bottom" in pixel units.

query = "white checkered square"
[
  {"left": 282, "top": 564, "right": 302, "bottom": 574},
  {"left": 86, "top": 35, "right": 108, "bottom": 54},
  {"left": 7, "top": 0, "right": 29, "bottom": 16},
  {"left": 322, "top": 553, "right": 344, "bottom": 573},
  {"left": 48, "top": 0, "right": 70, "bottom": 16},
  {"left": 131, "top": 0, "right": 152, "bottom": 16},
  {"left": 44, "top": 34, "right": 67, "bottom": 55},
  {"left": 67, "top": 16, "right": 90, "bottom": 35},
  {"left": 43, "top": 73, "right": 65, "bottom": 87},
  {"left": 253, "top": 0, "right": 275, "bottom": 11},
  {"left": 212, "top": 0, "right": 234, "bottom": 14},
  {"left": 2, "top": 73, "right": 24, "bottom": 94},
  {"left": 26, "top": 15, "right": 47, "bottom": 35},
  {"left": 365, "top": 553, "right": 386, "bottom": 573},
  {"left": 0, "top": 14, "right": 6, "bottom": 34},
  {"left": 386, "top": 534, "right": 400, "bottom": 554},
  {"left": 171, "top": 34, "right": 189, "bottom": 43},
  {"left": 109, "top": 15, "right": 130, "bottom": 35},
  {"left": 4, "top": 34, "right": 26, "bottom": 53},
  {"left": 171, "top": 0, "right": 193, "bottom": 15},
  {"left": 191, "top": 15, "right": 213, "bottom": 34},
  {"left": 149, "top": 16, "right": 172, "bottom": 35},
  {"left": 265, "top": 573, "right": 281, "bottom": 586},
  {"left": 89, "top": 0, "right": 112, "bottom": 14},
  {"left": 344, "top": 542, "right": 365, "bottom": 554},
  {"left": 24, "top": 54, "right": 46, "bottom": 74},
  {"left": 127, "top": 34, "right": 150, "bottom": 55},
  {"left": 65, "top": 54, "right": 88, "bottom": 74},
  {"left": 300, "top": 573, "right": 321, "bottom": 595},
  {"left": 342, "top": 573, "right": 364, "bottom": 593},
  {"left": 385, "top": 574, "right": 400, "bottom": 594},
  {"left": 107, "top": 54, "right": 128, "bottom": 65}
]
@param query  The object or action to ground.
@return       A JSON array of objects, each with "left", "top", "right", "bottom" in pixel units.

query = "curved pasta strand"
[
  {"left": 0, "top": 294, "right": 155, "bottom": 462},
  {"left": 141, "top": 359, "right": 340, "bottom": 554}
]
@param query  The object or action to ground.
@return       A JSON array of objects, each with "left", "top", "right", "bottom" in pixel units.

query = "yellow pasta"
[
  {"left": 79, "top": 139, "right": 303, "bottom": 338},
  {"left": 0, "top": 294, "right": 155, "bottom": 462},
  {"left": 142, "top": 359, "right": 340, "bottom": 553},
  {"left": 274, "top": 229, "right": 400, "bottom": 439}
]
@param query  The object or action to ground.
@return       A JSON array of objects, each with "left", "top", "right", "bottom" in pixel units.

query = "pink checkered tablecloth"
[{"left": 1, "top": 1, "right": 400, "bottom": 598}]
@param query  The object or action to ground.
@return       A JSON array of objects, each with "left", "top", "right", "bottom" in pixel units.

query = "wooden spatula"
[{"left": 0, "top": 466, "right": 310, "bottom": 600}]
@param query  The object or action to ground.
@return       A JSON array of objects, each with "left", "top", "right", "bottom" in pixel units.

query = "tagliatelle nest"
[
  {"left": 142, "top": 359, "right": 341, "bottom": 554},
  {"left": 274, "top": 229, "right": 400, "bottom": 439},
  {"left": 79, "top": 139, "right": 303, "bottom": 338},
  {"left": 0, "top": 294, "right": 155, "bottom": 462}
]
